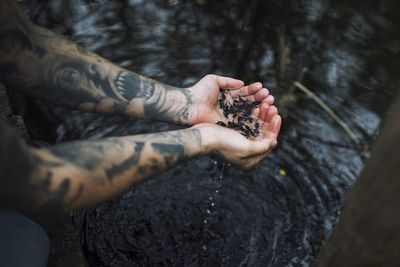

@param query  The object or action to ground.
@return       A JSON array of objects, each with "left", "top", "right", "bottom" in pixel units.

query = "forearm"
[
  {"left": 25, "top": 128, "right": 203, "bottom": 214},
  {"left": 0, "top": 0, "right": 195, "bottom": 124}
]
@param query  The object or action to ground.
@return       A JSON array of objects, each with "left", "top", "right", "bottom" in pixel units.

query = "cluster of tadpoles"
[{"left": 216, "top": 89, "right": 261, "bottom": 138}]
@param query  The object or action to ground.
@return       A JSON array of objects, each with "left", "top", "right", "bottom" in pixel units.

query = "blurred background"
[{"left": 18, "top": 0, "right": 400, "bottom": 266}]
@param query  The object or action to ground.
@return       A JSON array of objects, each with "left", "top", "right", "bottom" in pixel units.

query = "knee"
[
  {"left": 20, "top": 216, "right": 50, "bottom": 254},
  {"left": 0, "top": 212, "right": 49, "bottom": 266}
]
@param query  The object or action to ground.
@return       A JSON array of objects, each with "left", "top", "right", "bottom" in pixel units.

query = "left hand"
[
  {"left": 187, "top": 74, "right": 275, "bottom": 125},
  {"left": 193, "top": 102, "right": 282, "bottom": 169}
]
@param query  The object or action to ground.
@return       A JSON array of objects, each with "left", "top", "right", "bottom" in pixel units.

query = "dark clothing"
[{"left": 0, "top": 211, "right": 49, "bottom": 267}]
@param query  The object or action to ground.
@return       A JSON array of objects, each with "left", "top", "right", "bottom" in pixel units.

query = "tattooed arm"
[
  {"left": 0, "top": 0, "right": 275, "bottom": 125},
  {"left": 0, "top": 119, "right": 203, "bottom": 214},
  {"left": 0, "top": 109, "right": 281, "bottom": 214}
]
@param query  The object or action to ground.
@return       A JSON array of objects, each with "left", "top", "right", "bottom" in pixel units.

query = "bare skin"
[{"left": 0, "top": 0, "right": 282, "bottom": 215}]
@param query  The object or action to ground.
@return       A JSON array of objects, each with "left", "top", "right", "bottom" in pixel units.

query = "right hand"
[
  {"left": 194, "top": 104, "right": 282, "bottom": 169},
  {"left": 188, "top": 74, "right": 274, "bottom": 125}
]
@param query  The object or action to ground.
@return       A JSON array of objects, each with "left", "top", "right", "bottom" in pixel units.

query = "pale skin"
[{"left": 0, "top": 0, "right": 281, "bottom": 215}]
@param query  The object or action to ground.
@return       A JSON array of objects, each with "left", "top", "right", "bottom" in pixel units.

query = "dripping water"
[{"left": 203, "top": 161, "right": 226, "bottom": 251}]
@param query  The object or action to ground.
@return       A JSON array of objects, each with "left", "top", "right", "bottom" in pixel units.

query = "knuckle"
[{"left": 205, "top": 74, "right": 216, "bottom": 80}]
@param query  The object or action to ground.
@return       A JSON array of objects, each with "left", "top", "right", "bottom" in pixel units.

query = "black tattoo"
[
  {"left": 1, "top": 0, "right": 195, "bottom": 124},
  {"left": 114, "top": 70, "right": 194, "bottom": 123},
  {"left": 45, "top": 60, "right": 127, "bottom": 109},
  {"left": 105, "top": 142, "right": 144, "bottom": 181},
  {"left": 151, "top": 143, "right": 185, "bottom": 168},
  {"left": 0, "top": 115, "right": 202, "bottom": 214},
  {"left": 144, "top": 84, "right": 193, "bottom": 122},
  {"left": 35, "top": 176, "right": 71, "bottom": 214},
  {"left": 157, "top": 129, "right": 202, "bottom": 147},
  {"left": 115, "top": 71, "right": 143, "bottom": 101},
  {"left": 49, "top": 142, "right": 104, "bottom": 170},
  {"left": 149, "top": 158, "right": 159, "bottom": 173},
  {"left": 138, "top": 158, "right": 160, "bottom": 176}
]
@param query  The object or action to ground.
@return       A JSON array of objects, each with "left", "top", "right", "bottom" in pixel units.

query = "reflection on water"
[{"left": 21, "top": 0, "right": 400, "bottom": 266}]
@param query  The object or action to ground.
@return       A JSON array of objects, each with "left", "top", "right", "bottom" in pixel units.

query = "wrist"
[
  {"left": 192, "top": 124, "right": 218, "bottom": 155},
  {"left": 174, "top": 87, "right": 198, "bottom": 125}
]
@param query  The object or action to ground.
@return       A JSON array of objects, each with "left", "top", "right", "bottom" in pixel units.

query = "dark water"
[{"left": 21, "top": 0, "right": 400, "bottom": 266}]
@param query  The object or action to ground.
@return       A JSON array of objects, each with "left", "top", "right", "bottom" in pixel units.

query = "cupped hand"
[
  {"left": 188, "top": 74, "right": 274, "bottom": 125},
  {"left": 194, "top": 104, "right": 282, "bottom": 169}
]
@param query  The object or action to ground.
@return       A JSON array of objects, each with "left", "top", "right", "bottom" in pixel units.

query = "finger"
[
  {"left": 259, "top": 106, "right": 278, "bottom": 137},
  {"left": 258, "top": 102, "right": 270, "bottom": 121},
  {"left": 265, "top": 114, "right": 282, "bottom": 138},
  {"left": 266, "top": 106, "right": 278, "bottom": 123},
  {"left": 243, "top": 116, "right": 281, "bottom": 167},
  {"left": 229, "top": 82, "right": 263, "bottom": 98},
  {"left": 244, "top": 88, "right": 270, "bottom": 102},
  {"left": 254, "top": 88, "right": 269, "bottom": 101},
  {"left": 213, "top": 74, "right": 244, "bottom": 89},
  {"left": 253, "top": 107, "right": 260, "bottom": 118},
  {"left": 263, "top": 95, "right": 274, "bottom": 105}
]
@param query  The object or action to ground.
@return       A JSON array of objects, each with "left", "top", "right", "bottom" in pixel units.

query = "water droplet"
[
  {"left": 206, "top": 209, "right": 211, "bottom": 214},
  {"left": 211, "top": 202, "right": 215, "bottom": 207}
]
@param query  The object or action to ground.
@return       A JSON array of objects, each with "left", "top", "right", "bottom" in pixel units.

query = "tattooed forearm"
[
  {"left": 151, "top": 144, "right": 185, "bottom": 168},
  {"left": 0, "top": 0, "right": 195, "bottom": 124},
  {"left": 117, "top": 70, "right": 195, "bottom": 123},
  {"left": 0, "top": 118, "right": 203, "bottom": 214},
  {"left": 104, "top": 142, "right": 144, "bottom": 182}
]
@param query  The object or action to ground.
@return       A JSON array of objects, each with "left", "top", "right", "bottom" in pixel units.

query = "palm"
[
  {"left": 191, "top": 80, "right": 224, "bottom": 123},
  {"left": 194, "top": 96, "right": 281, "bottom": 168},
  {"left": 189, "top": 74, "right": 275, "bottom": 125}
]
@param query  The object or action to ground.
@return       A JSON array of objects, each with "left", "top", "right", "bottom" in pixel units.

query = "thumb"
[{"left": 203, "top": 74, "right": 244, "bottom": 89}]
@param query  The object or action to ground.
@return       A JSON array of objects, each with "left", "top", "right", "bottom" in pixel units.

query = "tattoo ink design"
[
  {"left": 0, "top": 0, "right": 205, "bottom": 207},
  {"left": 105, "top": 142, "right": 144, "bottom": 182},
  {"left": 49, "top": 141, "right": 105, "bottom": 170},
  {"left": 138, "top": 158, "right": 160, "bottom": 176},
  {"left": 0, "top": 114, "right": 203, "bottom": 214},
  {"left": 136, "top": 129, "right": 201, "bottom": 175},
  {"left": 47, "top": 60, "right": 128, "bottom": 108},
  {"left": 114, "top": 70, "right": 194, "bottom": 123},
  {"left": 115, "top": 71, "right": 141, "bottom": 101},
  {"left": 151, "top": 143, "right": 185, "bottom": 168},
  {"left": 115, "top": 71, "right": 155, "bottom": 101},
  {"left": 34, "top": 174, "right": 72, "bottom": 214},
  {"left": 148, "top": 129, "right": 201, "bottom": 167},
  {"left": 157, "top": 129, "right": 202, "bottom": 148},
  {"left": 1, "top": 0, "right": 194, "bottom": 124}
]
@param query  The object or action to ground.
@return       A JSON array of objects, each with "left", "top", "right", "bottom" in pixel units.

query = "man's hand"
[
  {"left": 188, "top": 74, "right": 275, "bottom": 125},
  {"left": 194, "top": 103, "right": 281, "bottom": 169}
]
